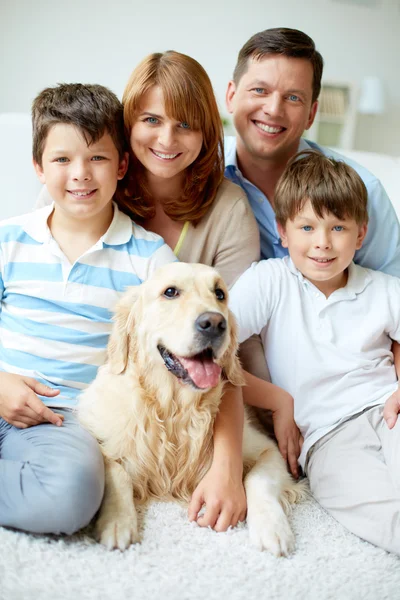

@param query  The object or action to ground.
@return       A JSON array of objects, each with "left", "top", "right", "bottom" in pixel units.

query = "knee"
[
  {"left": 19, "top": 448, "right": 105, "bottom": 535},
  {"left": 48, "top": 452, "right": 105, "bottom": 535}
]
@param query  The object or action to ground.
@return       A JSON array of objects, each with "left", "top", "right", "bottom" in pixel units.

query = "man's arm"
[
  {"left": 383, "top": 342, "right": 400, "bottom": 429},
  {"left": 352, "top": 177, "right": 400, "bottom": 400},
  {"left": 355, "top": 179, "right": 400, "bottom": 277},
  {"left": 383, "top": 276, "right": 400, "bottom": 428}
]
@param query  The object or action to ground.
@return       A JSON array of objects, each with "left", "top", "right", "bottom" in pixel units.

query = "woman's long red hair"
[{"left": 117, "top": 51, "right": 224, "bottom": 223}]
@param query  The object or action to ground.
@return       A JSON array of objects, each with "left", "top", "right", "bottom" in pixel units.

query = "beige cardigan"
[{"left": 174, "top": 178, "right": 260, "bottom": 289}]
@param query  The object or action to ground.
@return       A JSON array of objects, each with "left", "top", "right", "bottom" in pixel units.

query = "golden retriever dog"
[{"left": 78, "top": 262, "right": 304, "bottom": 556}]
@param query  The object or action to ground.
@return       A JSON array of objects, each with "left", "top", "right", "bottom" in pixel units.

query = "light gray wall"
[{"left": 1, "top": 0, "right": 399, "bottom": 155}]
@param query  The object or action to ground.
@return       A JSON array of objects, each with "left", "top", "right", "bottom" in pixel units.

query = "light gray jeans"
[
  {"left": 0, "top": 408, "right": 104, "bottom": 535},
  {"left": 307, "top": 404, "right": 400, "bottom": 554}
]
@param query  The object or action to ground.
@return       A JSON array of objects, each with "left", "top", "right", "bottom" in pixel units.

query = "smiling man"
[{"left": 224, "top": 28, "right": 400, "bottom": 276}]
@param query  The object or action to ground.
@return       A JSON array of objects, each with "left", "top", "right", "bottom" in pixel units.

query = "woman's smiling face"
[{"left": 130, "top": 86, "right": 203, "bottom": 184}]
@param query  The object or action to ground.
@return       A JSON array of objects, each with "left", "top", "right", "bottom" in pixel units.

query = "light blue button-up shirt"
[{"left": 224, "top": 136, "right": 400, "bottom": 277}]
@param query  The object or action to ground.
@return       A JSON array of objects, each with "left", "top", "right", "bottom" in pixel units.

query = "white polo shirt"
[
  {"left": 0, "top": 203, "right": 176, "bottom": 407},
  {"left": 229, "top": 257, "right": 400, "bottom": 468}
]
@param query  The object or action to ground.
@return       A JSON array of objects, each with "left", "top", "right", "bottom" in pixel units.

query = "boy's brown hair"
[
  {"left": 32, "top": 83, "right": 127, "bottom": 166},
  {"left": 274, "top": 151, "right": 369, "bottom": 226},
  {"left": 233, "top": 28, "right": 324, "bottom": 103}
]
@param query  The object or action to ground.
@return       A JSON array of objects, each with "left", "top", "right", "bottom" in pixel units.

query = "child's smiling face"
[
  {"left": 278, "top": 199, "right": 367, "bottom": 297},
  {"left": 34, "top": 123, "right": 127, "bottom": 224}
]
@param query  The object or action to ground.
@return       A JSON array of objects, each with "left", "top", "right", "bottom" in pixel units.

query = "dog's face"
[{"left": 108, "top": 262, "right": 242, "bottom": 390}]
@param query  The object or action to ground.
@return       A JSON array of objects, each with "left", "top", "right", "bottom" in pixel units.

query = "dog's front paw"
[
  {"left": 95, "top": 514, "right": 140, "bottom": 551},
  {"left": 247, "top": 504, "right": 295, "bottom": 557}
]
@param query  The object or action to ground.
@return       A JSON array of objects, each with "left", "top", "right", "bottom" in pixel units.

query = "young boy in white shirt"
[
  {"left": 229, "top": 151, "right": 400, "bottom": 554},
  {"left": 0, "top": 83, "right": 176, "bottom": 535}
]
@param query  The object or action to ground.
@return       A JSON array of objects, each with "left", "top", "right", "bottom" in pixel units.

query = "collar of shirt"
[
  {"left": 224, "top": 135, "right": 278, "bottom": 233},
  {"left": 23, "top": 202, "right": 133, "bottom": 247},
  {"left": 224, "top": 135, "right": 239, "bottom": 170},
  {"left": 224, "top": 135, "right": 313, "bottom": 174},
  {"left": 286, "top": 256, "right": 372, "bottom": 299},
  {"left": 297, "top": 138, "right": 313, "bottom": 154}
]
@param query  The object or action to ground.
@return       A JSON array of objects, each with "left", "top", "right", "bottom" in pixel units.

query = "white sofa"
[
  {"left": 332, "top": 147, "right": 400, "bottom": 217},
  {"left": 0, "top": 112, "right": 399, "bottom": 220}
]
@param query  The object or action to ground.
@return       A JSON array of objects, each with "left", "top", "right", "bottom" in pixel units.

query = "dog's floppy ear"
[
  {"left": 107, "top": 286, "right": 142, "bottom": 374},
  {"left": 221, "top": 310, "right": 245, "bottom": 386}
]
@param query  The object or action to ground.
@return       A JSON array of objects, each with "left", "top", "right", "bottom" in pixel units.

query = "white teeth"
[
  {"left": 313, "top": 258, "right": 333, "bottom": 263},
  {"left": 70, "top": 190, "right": 93, "bottom": 197},
  {"left": 153, "top": 150, "right": 179, "bottom": 159},
  {"left": 255, "top": 122, "right": 283, "bottom": 134}
]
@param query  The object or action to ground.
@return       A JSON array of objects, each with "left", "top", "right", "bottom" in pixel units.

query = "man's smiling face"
[{"left": 226, "top": 54, "right": 318, "bottom": 165}]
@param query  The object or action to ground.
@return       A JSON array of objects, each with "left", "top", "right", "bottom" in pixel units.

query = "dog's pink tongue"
[{"left": 179, "top": 356, "right": 222, "bottom": 389}]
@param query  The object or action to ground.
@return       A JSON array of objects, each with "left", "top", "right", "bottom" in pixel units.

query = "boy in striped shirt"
[{"left": 0, "top": 83, "right": 175, "bottom": 535}]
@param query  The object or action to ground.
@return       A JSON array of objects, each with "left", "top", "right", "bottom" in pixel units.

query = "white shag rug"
[{"left": 1, "top": 492, "right": 399, "bottom": 600}]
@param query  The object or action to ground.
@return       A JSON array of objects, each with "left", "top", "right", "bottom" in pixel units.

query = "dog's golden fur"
[{"left": 79, "top": 262, "right": 305, "bottom": 555}]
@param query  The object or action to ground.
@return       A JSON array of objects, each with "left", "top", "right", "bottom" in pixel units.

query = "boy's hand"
[
  {"left": 383, "top": 388, "right": 400, "bottom": 429},
  {"left": 0, "top": 373, "right": 62, "bottom": 428},
  {"left": 272, "top": 400, "right": 303, "bottom": 479},
  {"left": 188, "top": 459, "right": 246, "bottom": 532}
]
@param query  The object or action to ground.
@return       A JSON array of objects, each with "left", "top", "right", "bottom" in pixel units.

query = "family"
[{"left": 1, "top": 27, "right": 400, "bottom": 555}]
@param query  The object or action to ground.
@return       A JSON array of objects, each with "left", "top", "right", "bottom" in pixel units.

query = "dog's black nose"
[{"left": 195, "top": 312, "right": 226, "bottom": 339}]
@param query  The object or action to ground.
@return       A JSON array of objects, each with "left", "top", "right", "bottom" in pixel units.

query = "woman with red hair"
[
  {"left": 119, "top": 50, "right": 259, "bottom": 288},
  {"left": 119, "top": 51, "right": 260, "bottom": 534}
]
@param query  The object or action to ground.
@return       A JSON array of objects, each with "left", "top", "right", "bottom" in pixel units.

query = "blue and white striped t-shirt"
[{"left": 0, "top": 203, "right": 176, "bottom": 407}]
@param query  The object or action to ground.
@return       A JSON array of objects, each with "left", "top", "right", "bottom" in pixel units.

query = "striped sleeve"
[{"left": 0, "top": 210, "right": 177, "bottom": 408}]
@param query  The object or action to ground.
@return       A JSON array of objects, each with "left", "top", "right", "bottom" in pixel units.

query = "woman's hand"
[{"left": 188, "top": 458, "right": 246, "bottom": 531}]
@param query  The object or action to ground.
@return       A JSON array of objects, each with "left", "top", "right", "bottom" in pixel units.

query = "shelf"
[
  {"left": 315, "top": 113, "right": 347, "bottom": 124},
  {"left": 307, "top": 80, "right": 358, "bottom": 150}
]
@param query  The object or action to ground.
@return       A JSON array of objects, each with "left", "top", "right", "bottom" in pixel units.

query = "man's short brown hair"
[
  {"left": 274, "top": 151, "right": 369, "bottom": 226},
  {"left": 233, "top": 28, "right": 324, "bottom": 103},
  {"left": 32, "top": 83, "right": 127, "bottom": 166}
]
